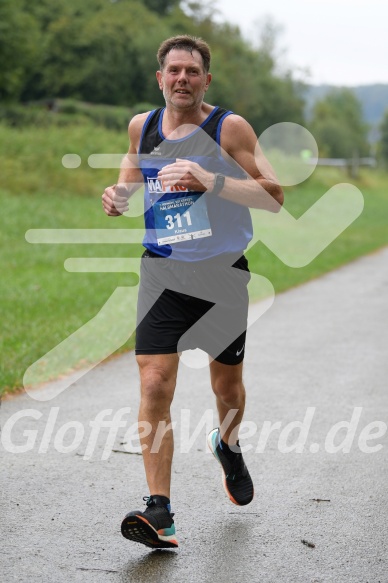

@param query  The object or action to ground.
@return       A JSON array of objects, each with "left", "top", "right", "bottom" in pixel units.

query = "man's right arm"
[{"left": 102, "top": 113, "right": 149, "bottom": 216}]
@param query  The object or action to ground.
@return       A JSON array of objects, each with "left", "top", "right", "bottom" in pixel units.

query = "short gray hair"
[{"left": 157, "top": 35, "right": 211, "bottom": 73}]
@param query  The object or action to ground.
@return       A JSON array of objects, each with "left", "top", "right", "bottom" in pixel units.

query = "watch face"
[{"left": 215, "top": 173, "right": 225, "bottom": 193}]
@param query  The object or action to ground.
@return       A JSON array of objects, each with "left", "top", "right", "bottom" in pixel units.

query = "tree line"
[
  {"left": 0, "top": 0, "right": 303, "bottom": 133},
  {"left": 1, "top": 0, "right": 386, "bottom": 165}
]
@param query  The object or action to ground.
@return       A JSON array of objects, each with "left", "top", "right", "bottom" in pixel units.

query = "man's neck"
[{"left": 162, "top": 102, "right": 213, "bottom": 138}]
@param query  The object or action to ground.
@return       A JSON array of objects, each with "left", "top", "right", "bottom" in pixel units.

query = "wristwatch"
[{"left": 211, "top": 173, "right": 225, "bottom": 196}]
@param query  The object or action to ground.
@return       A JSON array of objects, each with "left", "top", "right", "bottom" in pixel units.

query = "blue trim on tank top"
[
  {"left": 158, "top": 106, "right": 220, "bottom": 143},
  {"left": 139, "top": 109, "right": 157, "bottom": 153},
  {"left": 216, "top": 110, "right": 233, "bottom": 146}
]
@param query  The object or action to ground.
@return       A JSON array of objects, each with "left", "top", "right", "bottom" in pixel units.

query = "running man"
[{"left": 102, "top": 35, "right": 283, "bottom": 549}]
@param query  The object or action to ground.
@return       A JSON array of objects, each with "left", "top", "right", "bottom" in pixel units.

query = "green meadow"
[{"left": 1, "top": 123, "right": 387, "bottom": 395}]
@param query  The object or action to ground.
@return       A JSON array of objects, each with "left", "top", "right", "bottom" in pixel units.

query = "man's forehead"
[{"left": 164, "top": 48, "right": 204, "bottom": 68}]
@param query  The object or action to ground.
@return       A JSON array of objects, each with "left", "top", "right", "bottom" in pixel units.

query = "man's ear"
[
  {"left": 156, "top": 70, "right": 163, "bottom": 90},
  {"left": 204, "top": 72, "right": 212, "bottom": 92}
]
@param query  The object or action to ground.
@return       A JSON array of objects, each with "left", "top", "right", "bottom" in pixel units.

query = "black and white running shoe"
[
  {"left": 207, "top": 428, "right": 254, "bottom": 506},
  {"left": 121, "top": 495, "right": 178, "bottom": 549}
]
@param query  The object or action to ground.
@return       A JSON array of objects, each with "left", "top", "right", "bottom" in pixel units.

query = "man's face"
[{"left": 156, "top": 49, "right": 212, "bottom": 110}]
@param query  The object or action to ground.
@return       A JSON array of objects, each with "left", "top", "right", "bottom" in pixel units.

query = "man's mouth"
[{"left": 175, "top": 89, "right": 190, "bottom": 95}]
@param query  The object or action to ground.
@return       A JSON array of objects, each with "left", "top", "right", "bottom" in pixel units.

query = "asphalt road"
[{"left": 1, "top": 248, "right": 388, "bottom": 583}]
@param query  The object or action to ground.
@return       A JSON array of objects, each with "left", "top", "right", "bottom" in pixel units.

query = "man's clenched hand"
[
  {"left": 102, "top": 184, "right": 130, "bottom": 216},
  {"left": 157, "top": 159, "right": 215, "bottom": 193}
]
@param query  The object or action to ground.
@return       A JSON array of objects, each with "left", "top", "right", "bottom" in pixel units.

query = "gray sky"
[{"left": 214, "top": 0, "right": 387, "bottom": 86}]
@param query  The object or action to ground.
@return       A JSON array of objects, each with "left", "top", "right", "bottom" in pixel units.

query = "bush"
[{"left": 0, "top": 99, "right": 160, "bottom": 130}]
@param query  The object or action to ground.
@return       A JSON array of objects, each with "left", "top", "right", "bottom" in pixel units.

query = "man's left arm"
[
  {"left": 216, "top": 114, "right": 284, "bottom": 212},
  {"left": 158, "top": 115, "right": 283, "bottom": 212}
]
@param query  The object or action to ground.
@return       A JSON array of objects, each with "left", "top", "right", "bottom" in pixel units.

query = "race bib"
[{"left": 153, "top": 194, "right": 212, "bottom": 246}]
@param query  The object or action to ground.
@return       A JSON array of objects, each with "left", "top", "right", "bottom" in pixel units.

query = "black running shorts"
[{"left": 135, "top": 250, "right": 250, "bottom": 365}]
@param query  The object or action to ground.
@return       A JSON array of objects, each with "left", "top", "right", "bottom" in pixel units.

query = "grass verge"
[{"left": 1, "top": 123, "right": 387, "bottom": 395}]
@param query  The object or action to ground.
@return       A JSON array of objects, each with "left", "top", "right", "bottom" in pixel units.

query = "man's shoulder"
[
  {"left": 219, "top": 113, "right": 257, "bottom": 152},
  {"left": 128, "top": 111, "right": 154, "bottom": 133},
  {"left": 220, "top": 113, "right": 251, "bottom": 132},
  {"left": 128, "top": 110, "right": 160, "bottom": 150}
]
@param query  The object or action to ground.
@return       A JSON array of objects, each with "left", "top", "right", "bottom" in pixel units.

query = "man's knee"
[
  {"left": 210, "top": 361, "right": 245, "bottom": 405},
  {"left": 137, "top": 354, "right": 178, "bottom": 403},
  {"left": 212, "top": 377, "right": 246, "bottom": 407}
]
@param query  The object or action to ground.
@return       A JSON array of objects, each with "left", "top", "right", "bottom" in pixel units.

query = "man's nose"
[{"left": 177, "top": 69, "right": 188, "bottom": 83}]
